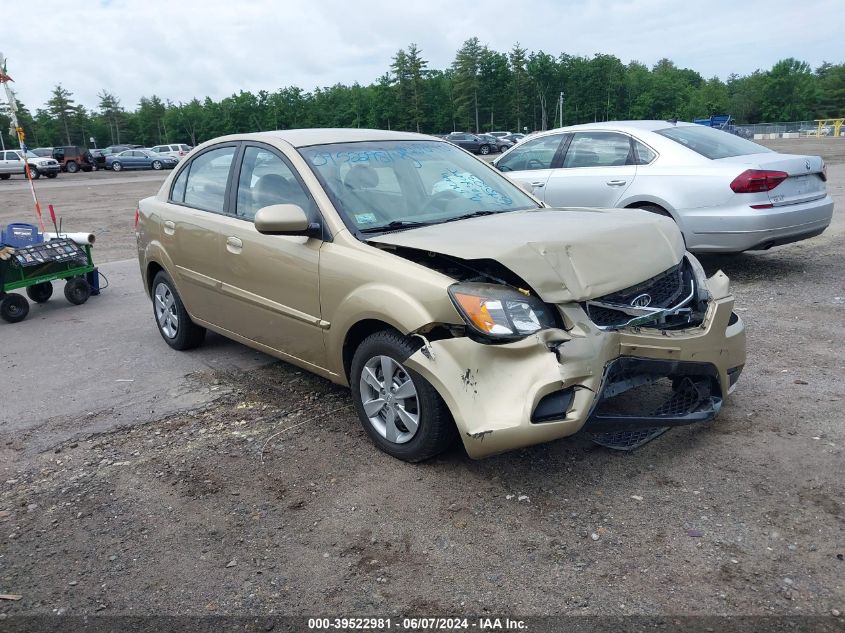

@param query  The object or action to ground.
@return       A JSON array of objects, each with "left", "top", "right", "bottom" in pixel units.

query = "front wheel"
[
  {"left": 64, "top": 277, "right": 91, "bottom": 305},
  {"left": 111, "top": 161, "right": 123, "bottom": 172},
  {"left": 151, "top": 160, "right": 162, "bottom": 170},
  {"left": 29, "top": 167, "right": 40, "bottom": 179},
  {"left": 151, "top": 271, "right": 206, "bottom": 350},
  {"left": 350, "top": 330, "right": 455, "bottom": 462},
  {"left": 479, "top": 145, "right": 491, "bottom": 155}
]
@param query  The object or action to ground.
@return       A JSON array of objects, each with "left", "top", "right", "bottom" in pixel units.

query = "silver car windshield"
[
  {"left": 655, "top": 125, "right": 771, "bottom": 160},
  {"left": 299, "top": 140, "right": 539, "bottom": 233}
]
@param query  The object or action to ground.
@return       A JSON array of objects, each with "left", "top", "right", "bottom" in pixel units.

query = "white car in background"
[
  {"left": 494, "top": 121, "right": 834, "bottom": 253},
  {"left": 148, "top": 143, "right": 192, "bottom": 160}
]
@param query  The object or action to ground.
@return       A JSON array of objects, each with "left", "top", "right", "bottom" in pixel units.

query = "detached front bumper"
[{"left": 405, "top": 273, "right": 746, "bottom": 459}]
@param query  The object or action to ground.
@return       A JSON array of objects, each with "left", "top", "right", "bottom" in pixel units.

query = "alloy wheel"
[
  {"left": 154, "top": 282, "right": 179, "bottom": 339},
  {"left": 358, "top": 355, "right": 420, "bottom": 444}
]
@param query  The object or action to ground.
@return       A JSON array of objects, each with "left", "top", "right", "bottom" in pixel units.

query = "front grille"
[{"left": 583, "top": 260, "right": 702, "bottom": 329}]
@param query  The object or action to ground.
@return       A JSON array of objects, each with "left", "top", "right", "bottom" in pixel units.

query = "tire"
[
  {"left": 151, "top": 271, "right": 206, "bottom": 350},
  {"left": 46, "top": 172, "right": 58, "bottom": 178},
  {"left": 151, "top": 160, "right": 162, "bottom": 170},
  {"left": 29, "top": 167, "right": 40, "bottom": 179},
  {"left": 26, "top": 282, "right": 53, "bottom": 303},
  {"left": 479, "top": 145, "right": 491, "bottom": 155},
  {"left": 350, "top": 330, "right": 455, "bottom": 462},
  {"left": 0, "top": 174, "right": 10, "bottom": 180},
  {"left": 66, "top": 161, "right": 79, "bottom": 173},
  {"left": 0, "top": 293, "right": 29, "bottom": 323},
  {"left": 64, "top": 277, "right": 91, "bottom": 305},
  {"left": 111, "top": 161, "right": 123, "bottom": 172}
]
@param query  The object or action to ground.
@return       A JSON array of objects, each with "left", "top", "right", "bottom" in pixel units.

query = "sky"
[{"left": 2, "top": 0, "right": 842, "bottom": 111}]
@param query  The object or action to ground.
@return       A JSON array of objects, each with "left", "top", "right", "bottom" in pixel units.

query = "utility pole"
[{"left": 559, "top": 91, "right": 564, "bottom": 128}]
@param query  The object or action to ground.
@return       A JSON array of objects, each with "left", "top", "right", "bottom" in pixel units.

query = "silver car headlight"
[{"left": 448, "top": 282, "right": 556, "bottom": 341}]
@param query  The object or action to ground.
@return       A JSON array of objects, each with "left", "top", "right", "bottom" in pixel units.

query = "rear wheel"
[
  {"left": 634, "top": 203, "right": 672, "bottom": 218},
  {"left": 66, "top": 160, "right": 79, "bottom": 173},
  {"left": 0, "top": 174, "right": 9, "bottom": 180},
  {"left": 350, "top": 330, "right": 455, "bottom": 462},
  {"left": 46, "top": 172, "right": 58, "bottom": 178},
  {"left": 26, "top": 282, "right": 53, "bottom": 303},
  {"left": 0, "top": 293, "right": 29, "bottom": 323},
  {"left": 151, "top": 271, "right": 206, "bottom": 350},
  {"left": 64, "top": 277, "right": 91, "bottom": 305}
]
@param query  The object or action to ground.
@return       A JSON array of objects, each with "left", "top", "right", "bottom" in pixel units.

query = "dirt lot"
[{"left": 0, "top": 140, "right": 843, "bottom": 618}]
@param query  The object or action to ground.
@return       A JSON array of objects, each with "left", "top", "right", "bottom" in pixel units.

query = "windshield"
[
  {"left": 655, "top": 125, "right": 771, "bottom": 160},
  {"left": 17, "top": 151, "right": 38, "bottom": 159},
  {"left": 299, "top": 140, "right": 539, "bottom": 233}
]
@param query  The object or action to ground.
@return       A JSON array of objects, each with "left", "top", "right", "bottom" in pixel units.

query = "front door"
[
  {"left": 214, "top": 143, "right": 326, "bottom": 368},
  {"left": 495, "top": 132, "right": 568, "bottom": 199}
]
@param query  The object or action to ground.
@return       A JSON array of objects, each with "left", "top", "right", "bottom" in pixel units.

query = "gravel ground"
[{"left": 0, "top": 140, "right": 843, "bottom": 618}]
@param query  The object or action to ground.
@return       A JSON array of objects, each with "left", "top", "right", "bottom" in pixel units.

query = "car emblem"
[
  {"left": 631, "top": 293, "right": 652, "bottom": 308},
  {"left": 805, "top": 159, "right": 811, "bottom": 171}
]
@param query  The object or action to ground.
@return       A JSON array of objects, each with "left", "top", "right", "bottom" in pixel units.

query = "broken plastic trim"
[
  {"left": 585, "top": 276, "right": 696, "bottom": 330},
  {"left": 584, "top": 357, "right": 723, "bottom": 433},
  {"left": 531, "top": 388, "right": 575, "bottom": 423}
]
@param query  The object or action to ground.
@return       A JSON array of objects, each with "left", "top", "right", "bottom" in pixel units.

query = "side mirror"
[{"left": 254, "top": 204, "right": 319, "bottom": 237}]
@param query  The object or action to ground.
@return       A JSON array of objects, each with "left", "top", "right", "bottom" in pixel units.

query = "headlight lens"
[
  {"left": 448, "top": 282, "right": 555, "bottom": 340},
  {"left": 685, "top": 253, "right": 712, "bottom": 302}
]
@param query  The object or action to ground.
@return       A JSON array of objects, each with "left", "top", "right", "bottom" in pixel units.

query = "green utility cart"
[{"left": 0, "top": 234, "right": 96, "bottom": 323}]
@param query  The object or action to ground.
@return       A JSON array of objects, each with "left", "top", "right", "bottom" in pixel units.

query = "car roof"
[
  {"left": 539, "top": 120, "right": 696, "bottom": 134},
  {"left": 226, "top": 128, "right": 435, "bottom": 148}
]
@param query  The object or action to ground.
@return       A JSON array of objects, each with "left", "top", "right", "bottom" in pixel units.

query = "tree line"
[{"left": 2, "top": 39, "right": 843, "bottom": 150}]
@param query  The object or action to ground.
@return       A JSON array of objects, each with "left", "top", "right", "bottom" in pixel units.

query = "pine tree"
[{"left": 47, "top": 84, "right": 75, "bottom": 145}]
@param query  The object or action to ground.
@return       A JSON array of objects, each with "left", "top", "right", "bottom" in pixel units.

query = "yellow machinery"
[{"left": 814, "top": 118, "right": 845, "bottom": 137}]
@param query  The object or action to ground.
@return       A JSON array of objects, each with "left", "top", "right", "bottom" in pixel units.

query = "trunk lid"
[
  {"left": 721, "top": 152, "right": 827, "bottom": 206},
  {"left": 368, "top": 208, "right": 685, "bottom": 303}
]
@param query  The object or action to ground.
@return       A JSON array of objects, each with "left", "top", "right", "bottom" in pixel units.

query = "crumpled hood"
[{"left": 369, "top": 208, "right": 685, "bottom": 303}]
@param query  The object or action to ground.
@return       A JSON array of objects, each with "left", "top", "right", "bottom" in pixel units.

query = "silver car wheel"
[
  {"left": 154, "top": 282, "right": 179, "bottom": 339},
  {"left": 359, "top": 355, "right": 420, "bottom": 444}
]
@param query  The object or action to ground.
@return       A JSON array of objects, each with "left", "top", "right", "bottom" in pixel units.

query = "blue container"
[{"left": 1, "top": 223, "right": 43, "bottom": 248}]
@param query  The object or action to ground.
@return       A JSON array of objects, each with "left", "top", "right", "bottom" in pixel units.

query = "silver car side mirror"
[{"left": 254, "top": 204, "right": 317, "bottom": 236}]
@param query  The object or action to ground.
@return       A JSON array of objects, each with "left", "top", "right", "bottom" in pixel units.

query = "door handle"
[
  {"left": 226, "top": 236, "right": 243, "bottom": 254},
  {"left": 606, "top": 179, "right": 627, "bottom": 186},
  {"left": 530, "top": 182, "right": 546, "bottom": 188},
  {"left": 163, "top": 220, "right": 175, "bottom": 235}
]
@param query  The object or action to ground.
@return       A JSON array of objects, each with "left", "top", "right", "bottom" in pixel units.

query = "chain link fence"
[{"left": 738, "top": 120, "right": 844, "bottom": 138}]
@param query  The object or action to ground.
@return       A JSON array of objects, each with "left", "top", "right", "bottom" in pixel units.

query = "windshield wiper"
[
  {"left": 441, "top": 210, "right": 499, "bottom": 223},
  {"left": 358, "top": 220, "right": 435, "bottom": 234}
]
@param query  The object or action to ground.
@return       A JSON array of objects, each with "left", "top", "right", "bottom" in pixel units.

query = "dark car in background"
[
  {"left": 106, "top": 149, "right": 178, "bottom": 171},
  {"left": 445, "top": 132, "right": 494, "bottom": 155},
  {"left": 87, "top": 149, "right": 107, "bottom": 170},
  {"left": 477, "top": 133, "right": 513, "bottom": 153},
  {"left": 52, "top": 146, "right": 97, "bottom": 173}
]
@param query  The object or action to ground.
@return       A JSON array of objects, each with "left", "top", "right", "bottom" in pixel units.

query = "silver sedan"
[{"left": 493, "top": 121, "right": 834, "bottom": 253}]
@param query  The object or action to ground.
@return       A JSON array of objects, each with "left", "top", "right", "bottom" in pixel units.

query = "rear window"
[{"left": 655, "top": 125, "right": 770, "bottom": 160}]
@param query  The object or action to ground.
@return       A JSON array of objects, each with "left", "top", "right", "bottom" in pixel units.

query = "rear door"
[
  {"left": 495, "top": 132, "right": 568, "bottom": 198},
  {"left": 159, "top": 144, "right": 239, "bottom": 323},
  {"left": 543, "top": 131, "right": 637, "bottom": 208},
  {"left": 214, "top": 143, "right": 326, "bottom": 366}
]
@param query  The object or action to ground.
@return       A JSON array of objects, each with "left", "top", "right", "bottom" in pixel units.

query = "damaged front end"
[{"left": 375, "top": 244, "right": 746, "bottom": 459}]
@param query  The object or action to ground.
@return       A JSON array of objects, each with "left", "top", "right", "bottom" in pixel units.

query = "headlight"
[
  {"left": 448, "top": 282, "right": 556, "bottom": 341},
  {"left": 685, "top": 253, "right": 712, "bottom": 302}
]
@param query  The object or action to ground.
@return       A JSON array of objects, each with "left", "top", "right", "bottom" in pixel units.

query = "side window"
[
  {"left": 563, "top": 132, "right": 632, "bottom": 168},
  {"left": 235, "top": 146, "right": 317, "bottom": 221},
  {"left": 6, "top": 151, "right": 20, "bottom": 161},
  {"left": 151, "top": 146, "right": 162, "bottom": 153},
  {"left": 182, "top": 146, "right": 236, "bottom": 213},
  {"left": 496, "top": 134, "right": 565, "bottom": 172},
  {"left": 634, "top": 140, "right": 657, "bottom": 165},
  {"left": 171, "top": 165, "right": 189, "bottom": 203}
]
